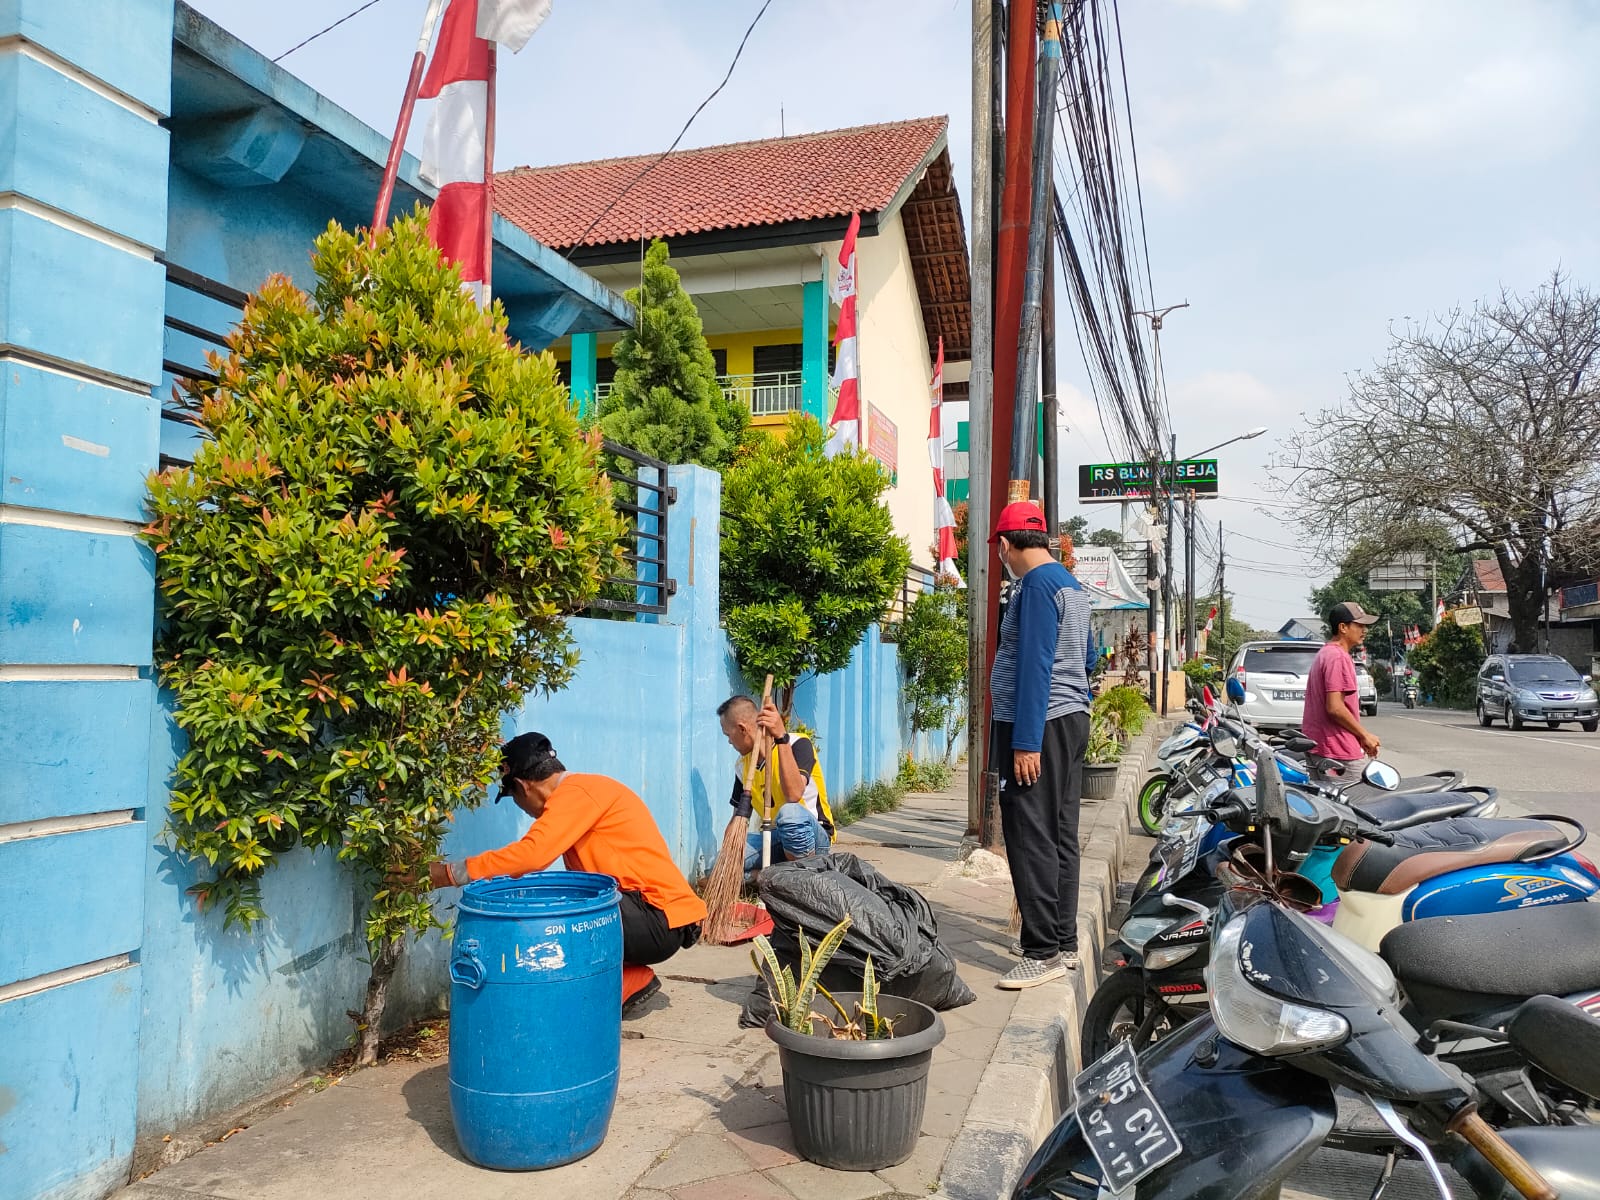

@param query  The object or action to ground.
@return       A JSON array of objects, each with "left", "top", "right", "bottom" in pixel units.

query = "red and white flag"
[
  {"left": 476, "top": 0, "right": 551, "bottom": 49},
  {"left": 1435, "top": 597, "right": 1447, "bottom": 626},
  {"left": 927, "top": 338, "right": 962, "bottom": 584},
  {"left": 825, "top": 212, "right": 862, "bottom": 456},
  {"left": 1198, "top": 604, "right": 1218, "bottom": 652},
  {"left": 417, "top": 0, "right": 551, "bottom": 305}
]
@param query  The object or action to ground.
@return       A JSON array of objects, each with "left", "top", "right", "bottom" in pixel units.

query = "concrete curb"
[{"left": 934, "top": 717, "right": 1173, "bottom": 1200}]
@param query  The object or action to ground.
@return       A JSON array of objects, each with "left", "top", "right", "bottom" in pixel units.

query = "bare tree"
[{"left": 1275, "top": 272, "right": 1600, "bottom": 650}]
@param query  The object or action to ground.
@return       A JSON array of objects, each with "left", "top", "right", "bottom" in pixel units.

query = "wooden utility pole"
[{"left": 967, "top": 0, "right": 998, "bottom": 841}]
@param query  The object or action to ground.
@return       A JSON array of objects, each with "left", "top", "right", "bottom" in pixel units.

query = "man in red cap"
[{"left": 988, "top": 501, "right": 1097, "bottom": 988}]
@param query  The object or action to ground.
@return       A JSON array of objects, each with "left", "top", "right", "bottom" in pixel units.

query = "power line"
[
  {"left": 565, "top": 0, "right": 776, "bottom": 257},
  {"left": 274, "top": 0, "right": 389, "bottom": 63}
]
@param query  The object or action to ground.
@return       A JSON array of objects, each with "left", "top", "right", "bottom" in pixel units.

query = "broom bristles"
[{"left": 701, "top": 812, "right": 752, "bottom": 944}]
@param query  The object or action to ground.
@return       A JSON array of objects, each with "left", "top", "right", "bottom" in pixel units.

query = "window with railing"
[{"left": 592, "top": 371, "right": 807, "bottom": 417}]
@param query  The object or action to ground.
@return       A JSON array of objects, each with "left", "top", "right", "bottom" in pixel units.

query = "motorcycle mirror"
[
  {"left": 1362, "top": 761, "right": 1401, "bottom": 791},
  {"left": 1255, "top": 747, "right": 1291, "bottom": 833},
  {"left": 1225, "top": 677, "right": 1246, "bottom": 704},
  {"left": 1210, "top": 725, "right": 1240, "bottom": 759}
]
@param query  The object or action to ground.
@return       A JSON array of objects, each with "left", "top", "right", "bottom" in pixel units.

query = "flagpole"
[
  {"left": 373, "top": 0, "right": 447, "bottom": 234},
  {"left": 481, "top": 40, "right": 497, "bottom": 303}
]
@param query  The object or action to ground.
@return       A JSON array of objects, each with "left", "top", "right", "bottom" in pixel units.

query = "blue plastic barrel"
[{"left": 448, "top": 871, "right": 622, "bottom": 1170}]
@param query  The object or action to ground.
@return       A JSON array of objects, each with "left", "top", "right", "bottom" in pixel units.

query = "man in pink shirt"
[{"left": 1301, "top": 602, "right": 1382, "bottom": 775}]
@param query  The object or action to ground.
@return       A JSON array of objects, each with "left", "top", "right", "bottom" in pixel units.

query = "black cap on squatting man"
[{"left": 496, "top": 732, "right": 558, "bottom": 800}]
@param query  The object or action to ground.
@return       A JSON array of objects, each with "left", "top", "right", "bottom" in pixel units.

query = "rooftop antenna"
[{"left": 780, "top": 104, "right": 785, "bottom": 136}]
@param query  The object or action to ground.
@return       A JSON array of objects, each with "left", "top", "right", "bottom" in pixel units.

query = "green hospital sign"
[{"left": 1077, "top": 459, "right": 1220, "bottom": 503}]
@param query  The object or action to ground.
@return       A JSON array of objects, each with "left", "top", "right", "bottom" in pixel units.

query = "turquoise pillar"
[
  {"left": 801, "top": 278, "right": 829, "bottom": 424},
  {"left": 570, "top": 331, "right": 598, "bottom": 418},
  {"left": 0, "top": 3, "right": 173, "bottom": 1196}
]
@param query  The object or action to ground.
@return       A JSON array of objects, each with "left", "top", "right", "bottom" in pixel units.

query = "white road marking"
[{"left": 1384, "top": 712, "right": 1600, "bottom": 753}]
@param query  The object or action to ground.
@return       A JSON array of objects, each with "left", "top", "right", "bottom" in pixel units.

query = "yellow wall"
[{"left": 551, "top": 327, "right": 804, "bottom": 376}]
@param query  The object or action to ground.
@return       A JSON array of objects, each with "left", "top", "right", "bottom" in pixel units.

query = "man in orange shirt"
[{"left": 428, "top": 733, "right": 706, "bottom": 967}]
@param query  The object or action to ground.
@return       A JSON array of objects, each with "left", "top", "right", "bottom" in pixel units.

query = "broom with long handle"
[{"left": 702, "top": 675, "right": 773, "bottom": 943}]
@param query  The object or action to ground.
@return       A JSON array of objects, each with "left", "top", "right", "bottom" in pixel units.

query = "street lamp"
[{"left": 1183, "top": 425, "right": 1267, "bottom": 462}]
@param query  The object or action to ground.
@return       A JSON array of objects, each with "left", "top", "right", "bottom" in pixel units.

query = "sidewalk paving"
[{"left": 119, "top": 772, "right": 1055, "bottom": 1200}]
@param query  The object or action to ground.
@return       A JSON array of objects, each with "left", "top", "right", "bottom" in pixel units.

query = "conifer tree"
[{"left": 600, "top": 239, "right": 747, "bottom": 466}]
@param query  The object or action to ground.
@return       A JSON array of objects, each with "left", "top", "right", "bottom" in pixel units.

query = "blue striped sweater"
[{"left": 990, "top": 562, "right": 1096, "bottom": 751}]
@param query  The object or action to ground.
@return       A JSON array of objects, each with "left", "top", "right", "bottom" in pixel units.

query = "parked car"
[
  {"left": 1228, "top": 640, "right": 1323, "bottom": 730},
  {"left": 1476, "top": 653, "right": 1600, "bottom": 731},
  {"left": 1355, "top": 664, "right": 1378, "bottom": 716}
]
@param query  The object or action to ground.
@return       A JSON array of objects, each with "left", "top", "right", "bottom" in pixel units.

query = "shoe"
[
  {"left": 996, "top": 955, "right": 1067, "bottom": 989},
  {"left": 1010, "top": 938, "right": 1023, "bottom": 957},
  {"left": 1060, "top": 951, "right": 1081, "bottom": 970}
]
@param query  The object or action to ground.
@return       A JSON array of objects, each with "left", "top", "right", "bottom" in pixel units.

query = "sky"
[{"left": 188, "top": 0, "right": 1600, "bottom": 629}]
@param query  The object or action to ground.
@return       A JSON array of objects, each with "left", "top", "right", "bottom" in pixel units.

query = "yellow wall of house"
[{"left": 551, "top": 326, "right": 805, "bottom": 377}]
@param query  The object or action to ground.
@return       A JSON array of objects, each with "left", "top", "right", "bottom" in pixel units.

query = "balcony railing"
[{"left": 592, "top": 371, "right": 806, "bottom": 417}]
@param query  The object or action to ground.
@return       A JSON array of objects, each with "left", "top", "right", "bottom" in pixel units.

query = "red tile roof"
[
  {"left": 1474, "top": 558, "right": 1507, "bottom": 593},
  {"left": 495, "top": 117, "right": 949, "bottom": 250}
]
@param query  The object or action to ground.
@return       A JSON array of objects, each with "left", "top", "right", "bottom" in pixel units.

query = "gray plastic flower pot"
[
  {"left": 1082, "top": 762, "right": 1120, "bottom": 800},
  {"left": 765, "top": 991, "right": 946, "bottom": 1171}
]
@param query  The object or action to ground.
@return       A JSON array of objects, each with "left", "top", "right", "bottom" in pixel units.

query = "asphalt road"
[{"left": 1365, "top": 702, "right": 1600, "bottom": 831}]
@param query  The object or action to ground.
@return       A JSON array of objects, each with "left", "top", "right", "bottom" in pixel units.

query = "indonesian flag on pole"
[
  {"left": 477, "top": 0, "right": 551, "bottom": 49},
  {"left": 927, "top": 338, "right": 963, "bottom": 584},
  {"left": 1198, "top": 604, "right": 1218, "bottom": 653},
  {"left": 1436, "top": 597, "right": 1447, "bottom": 626},
  {"left": 418, "top": 0, "right": 550, "bottom": 305},
  {"left": 825, "top": 212, "right": 862, "bottom": 457}
]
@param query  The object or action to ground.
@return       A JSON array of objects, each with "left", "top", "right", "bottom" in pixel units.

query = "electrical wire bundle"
[{"left": 1047, "top": 0, "right": 1165, "bottom": 466}]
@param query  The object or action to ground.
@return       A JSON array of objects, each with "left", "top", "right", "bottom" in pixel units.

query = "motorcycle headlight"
[
  {"left": 1205, "top": 916, "right": 1350, "bottom": 1055},
  {"left": 1119, "top": 915, "right": 1177, "bottom": 951}
]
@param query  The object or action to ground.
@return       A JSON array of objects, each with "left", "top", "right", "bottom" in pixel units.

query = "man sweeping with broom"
[{"left": 716, "top": 694, "right": 835, "bottom": 871}]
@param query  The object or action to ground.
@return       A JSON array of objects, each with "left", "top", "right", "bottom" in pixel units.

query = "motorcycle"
[
  {"left": 1086, "top": 714, "right": 1590, "bottom": 1063},
  {"left": 1405, "top": 680, "right": 1421, "bottom": 709},
  {"left": 1016, "top": 754, "right": 1600, "bottom": 1200}
]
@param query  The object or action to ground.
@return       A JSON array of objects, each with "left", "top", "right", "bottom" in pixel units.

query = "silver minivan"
[{"left": 1228, "top": 640, "right": 1324, "bottom": 730}]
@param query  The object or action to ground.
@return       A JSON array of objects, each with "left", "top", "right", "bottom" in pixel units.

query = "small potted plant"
[
  {"left": 753, "top": 917, "right": 945, "bottom": 1171},
  {"left": 1082, "top": 708, "right": 1125, "bottom": 800}
]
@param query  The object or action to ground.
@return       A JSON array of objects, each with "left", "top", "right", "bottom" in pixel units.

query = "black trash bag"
[{"left": 738, "top": 852, "right": 976, "bottom": 1028}]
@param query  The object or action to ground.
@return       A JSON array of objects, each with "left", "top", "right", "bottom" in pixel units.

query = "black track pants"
[{"left": 993, "top": 711, "right": 1089, "bottom": 959}]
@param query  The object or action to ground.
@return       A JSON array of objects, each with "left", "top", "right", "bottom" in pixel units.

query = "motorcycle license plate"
[
  {"left": 1074, "top": 1041, "right": 1183, "bottom": 1189},
  {"left": 1273, "top": 690, "right": 1304, "bottom": 702}
]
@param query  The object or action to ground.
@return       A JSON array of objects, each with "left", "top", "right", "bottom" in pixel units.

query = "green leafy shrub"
[
  {"left": 1407, "top": 616, "right": 1485, "bottom": 707},
  {"left": 143, "top": 210, "right": 625, "bottom": 1063},
  {"left": 900, "top": 585, "right": 968, "bottom": 761},
  {"left": 896, "top": 756, "right": 953, "bottom": 793},
  {"left": 1092, "top": 684, "right": 1151, "bottom": 737},
  {"left": 720, "top": 414, "right": 910, "bottom": 712}
]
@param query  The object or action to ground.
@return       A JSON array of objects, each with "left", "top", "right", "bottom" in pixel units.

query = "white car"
[
  {"left": 1356, "top": 665, "right": 1378, "bottom": 717},
  {"left": 1228, "top": 640, "right": 1321, "bottom": 730}
]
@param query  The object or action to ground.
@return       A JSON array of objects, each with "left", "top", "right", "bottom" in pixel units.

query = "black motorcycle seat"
[
  {"left": 1380, "top": 906, "right": 1600, "bottom": 999},
  {"left": 1507, "top": 995, "right": 1600, "bottom": 1099},
  {"left": 1354, "top": 789, "right": 1490, "bottom": 830},
  {"left": 1332, "top": 817, "right": 1569, "bottom": 895}
]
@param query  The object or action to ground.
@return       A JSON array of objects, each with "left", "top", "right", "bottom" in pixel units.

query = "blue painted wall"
[{"left": 134, "top": 465, "right": 953, "bottom": 1156}]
